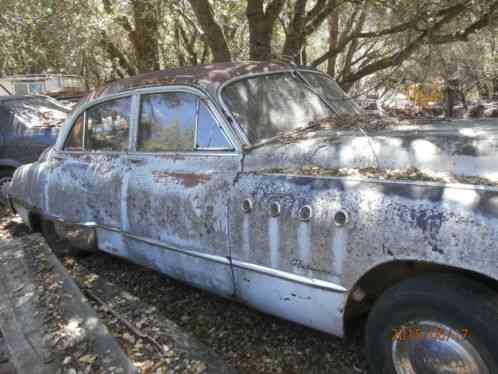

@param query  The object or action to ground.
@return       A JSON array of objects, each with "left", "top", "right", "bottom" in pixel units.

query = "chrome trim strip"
[
  {"left": 11, "top": 199, "right": 346, "bottom": 292},
  {"left": 126, "top": 151, "right": 241, "bottom": 158},
  {"left": 129, "top": 94, "right": 140, "bottom": 152},
  {"left": 122, "top": 231, "right": 231, "bottom": 266},
  {"left": 231, "top": 259, "right": 348, "bottom": 293}
]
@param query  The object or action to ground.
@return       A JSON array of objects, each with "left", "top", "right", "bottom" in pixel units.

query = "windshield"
[{"left": 222, "top": 71, "right": 362, "bottom": 144}]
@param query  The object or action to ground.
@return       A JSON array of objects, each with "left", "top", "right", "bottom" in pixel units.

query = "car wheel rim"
[{"left": 392, "top": 321, "right": 489, "bottom": 374}]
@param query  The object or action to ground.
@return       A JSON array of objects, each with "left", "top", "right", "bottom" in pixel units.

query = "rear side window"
[
  {"left": 196, "top": 102, "right": 231, "bottom": 149},
  {"left": 86, "top": 97, "right": 131, "bottom": 152},
  {"left": 138, "top": 93, "right": 196, "bottom": 152},
  {"left": 64, "top": 114, "right": 84, "bottom": 151}
]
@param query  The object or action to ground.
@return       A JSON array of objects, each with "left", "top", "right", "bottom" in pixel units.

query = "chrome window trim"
[
  {"left": 134, "top": 86, "right": 240, "bottom": 154},
  {"left": 56, "top": 91, "right": 138, "bottom": 151},
  {"left": 129, "top": 94, "right": 140, "bottom": 152},
  {"left": 84, "top": 95, "right": 134, "bottom": 154},
  {"left": 193, "top": 97, "right": 200, "bottom": 152},
  {"left": 195, "top": 99, "right": 234, "bottom": 151},
  {"left": 61, "top": 111, "right": 85, "bottom": 152},
  {"left": 216, "top": 68, "right": 342, "bottom": 147},
  {"left": 126, "top": 151, "right": 241, "bottom": 159}
]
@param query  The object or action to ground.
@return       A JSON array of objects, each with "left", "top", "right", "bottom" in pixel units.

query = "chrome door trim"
[
  {"left": 122, "top": 231, "right": 232, "bottom": 266},
  {"left": 12, "top": 200, "right": 347, "bottom": 293},
  {"left": 231, "top": 259, "right": 347, "bottom": 293}
]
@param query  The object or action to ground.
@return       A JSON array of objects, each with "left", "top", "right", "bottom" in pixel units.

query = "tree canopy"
[{"left": 0, "top": 0, "right": 497, "bottom": 96}]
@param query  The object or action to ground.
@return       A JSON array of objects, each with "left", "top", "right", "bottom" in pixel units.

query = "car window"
[
  {"left": 64, "top": 114, "right": 84, "bottom": 151},
  {"left": 196, "top": 101, "right": 231, "bottom": 149},
  {"left": 138, "top": 93, "right": 196, "bottom": 152},
  {"left": 86, "top": 97, "right": 131, "bottom": 152}
]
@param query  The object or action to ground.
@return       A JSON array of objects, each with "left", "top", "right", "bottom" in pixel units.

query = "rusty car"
[
  {"left": 6, "top": 62, "right": 498, "bottom": 374},
  {"left": 0, "top": 95, "right": 69, "bottom": 203}
]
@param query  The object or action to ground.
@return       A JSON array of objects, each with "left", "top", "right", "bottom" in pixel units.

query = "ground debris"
[
  {"left": 64, "top": 257, "right": 234, "bottom": 374},
  {"left": 263, "top": 165, "right": 498, "bottom": 187},
  {"left": 0, "top": 209, "right": 366, "bottom": 374},
  {"left": 68, "top": 252, "right": 365, "bottom": 374},
  {"left": 315, "top": 114, "right": 400, "bottom": 132}
]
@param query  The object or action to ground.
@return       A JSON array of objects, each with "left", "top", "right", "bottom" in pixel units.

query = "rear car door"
[
  {"left": 47, "top": 95, "right": 132, "bottom": 243},
  {"left": 123, "top": 87, "right": 240, "bottom": 297}
]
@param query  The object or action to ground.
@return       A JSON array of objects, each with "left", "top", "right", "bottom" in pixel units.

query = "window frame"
[
  {"left": 84, "top": 96, "right": 134, "bottom": 153},
  {"left": 62, "top": 111, "right": 86, "bottom": 151},
  {"left": 58, "top": 85, "right": 241, "bottom": 157},
  {"left": 132, "top": 86, "right": 237, "bottom": 156},
  {"left": 217, "top": 68, "right": 357, "bottom": 147},
  {"left": 59, "top": 92, "right": 136, "bottom": 155}
]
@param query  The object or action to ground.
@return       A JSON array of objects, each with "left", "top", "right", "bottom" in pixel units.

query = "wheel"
[
  {"left": 366, "top": 273, "right": 498, "bottom": 374},
  {"left": 0, "top": 169, "right": 14, "bottom": 205},
  {"left": 41, "top": 218, "right": 95, "bottom": 256}
]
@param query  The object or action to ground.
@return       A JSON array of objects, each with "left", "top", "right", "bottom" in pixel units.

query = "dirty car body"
[{"left": 8, "top": 62, "right": 498, "bottom": 373}]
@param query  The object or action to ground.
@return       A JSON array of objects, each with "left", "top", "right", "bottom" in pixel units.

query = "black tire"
[
  {"left": 366, "top": 273, "right": 498, "bottom": 374},
  {"left": 40, "top": 218, "right": 90, "bottom": 257},
  {"left": 0, "top": 169, "right": 14, "bottom": 206}
]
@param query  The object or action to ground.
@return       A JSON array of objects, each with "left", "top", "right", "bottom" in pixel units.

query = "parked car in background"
[
  {"left": 357, "top": 95, "right": 382, "bottom": 116},
  {"left": 7, "top": 62, "right": 498, "bottom": 374},
  {"left": 0, "top": 95, "right": 69, "bottom": 202}
]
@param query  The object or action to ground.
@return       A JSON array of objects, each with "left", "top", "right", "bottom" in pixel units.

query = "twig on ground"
[{"left": 82, "top": 286, "right": 164, "bottom": 355}]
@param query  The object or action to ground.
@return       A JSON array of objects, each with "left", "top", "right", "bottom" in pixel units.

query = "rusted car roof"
[{"left": 90, "top": 61, "right": 296, "bottom": 100}]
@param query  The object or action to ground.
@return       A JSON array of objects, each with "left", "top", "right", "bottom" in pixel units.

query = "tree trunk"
[
  {"left": 446, "top": 79, "right": 459, "bottom": 118},
  {"left": 327, "top": 11, "right": 339, "bottom": 77},
  {"left": 282, "top": 0, "right": 307, "bottom": 59},
  {"left": 131, "top": 0, "right": 160, "bottom": 73},
  {"left": 188, "top": 0, "right": 231, "bottom": 62},
  {"left": 247, "top": 0, "right": 285, "bottom": 60}
]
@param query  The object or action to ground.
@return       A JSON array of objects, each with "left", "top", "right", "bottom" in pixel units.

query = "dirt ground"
[{"left": 0, "top": 206, "right": 367, "bottom": 374}]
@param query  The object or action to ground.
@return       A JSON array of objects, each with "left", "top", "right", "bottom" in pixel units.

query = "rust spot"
[{"left": 152, "top": 172, "right": 210, "bottom": 187}]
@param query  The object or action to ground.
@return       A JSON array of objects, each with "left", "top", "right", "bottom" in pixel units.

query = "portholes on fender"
[
  {"left": 334, "top": 210, "right": 350, "bottom": 227},
  {"left": 270, "top": 201, "right": 281, "bottom": 217},
  {"left": 298, "top": 205, "right": 313, "bottom": 222},
  {"left": 242, "top": 199, "right": 253, "bottom": 214}
]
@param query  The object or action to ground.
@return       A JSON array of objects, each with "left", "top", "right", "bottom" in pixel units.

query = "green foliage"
[{"left": 0, "top": 0, "right": 496, "bottom": 96}]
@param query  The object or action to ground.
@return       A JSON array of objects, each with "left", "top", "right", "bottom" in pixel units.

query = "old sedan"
[{"left": 7, "top": 62, "right": 498, "bottom": 374}]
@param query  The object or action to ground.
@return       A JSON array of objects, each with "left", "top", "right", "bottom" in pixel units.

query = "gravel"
[{"left": 0, "top": 206, "right": 367, "bottom": 374}]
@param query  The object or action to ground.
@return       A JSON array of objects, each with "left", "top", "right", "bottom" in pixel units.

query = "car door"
[
  {"left": 123, "top": 87, "right": 240, "bottom": 297},
  {"left": 46, "top": 95, "right": 132, "bottom": 249}
]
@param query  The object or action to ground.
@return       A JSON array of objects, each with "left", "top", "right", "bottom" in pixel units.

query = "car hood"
[{"left": 243, "top": 119, "right": 498, "bottom": 181}]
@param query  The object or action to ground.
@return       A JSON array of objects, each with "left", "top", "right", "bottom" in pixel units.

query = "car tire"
[
  {"left": 41, "top": 218, "right": 91, "bottom": 257},
  {"left": 365, "top": 273, "right": 498, "bottom": 374},
  {"left": 0, "top": 169, "right": 14, "bottom": 205}
]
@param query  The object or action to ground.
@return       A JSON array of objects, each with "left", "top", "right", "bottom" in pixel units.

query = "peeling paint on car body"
[{"left": 7, "top": 62, "right": 498, "bottom": 339}]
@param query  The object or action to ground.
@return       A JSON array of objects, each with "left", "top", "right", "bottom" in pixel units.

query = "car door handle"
[{"left": 128, "top": 158, "right": 145, "bottom": 165}]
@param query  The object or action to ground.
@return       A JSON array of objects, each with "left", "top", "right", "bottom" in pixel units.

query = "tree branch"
[{"left": 187, "top": 0, "right": 231, "bottom": 62}]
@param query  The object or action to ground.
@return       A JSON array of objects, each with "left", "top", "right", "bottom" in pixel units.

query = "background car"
[{"left": 0, "top": 95, "right": 69, "bottom": 203}]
